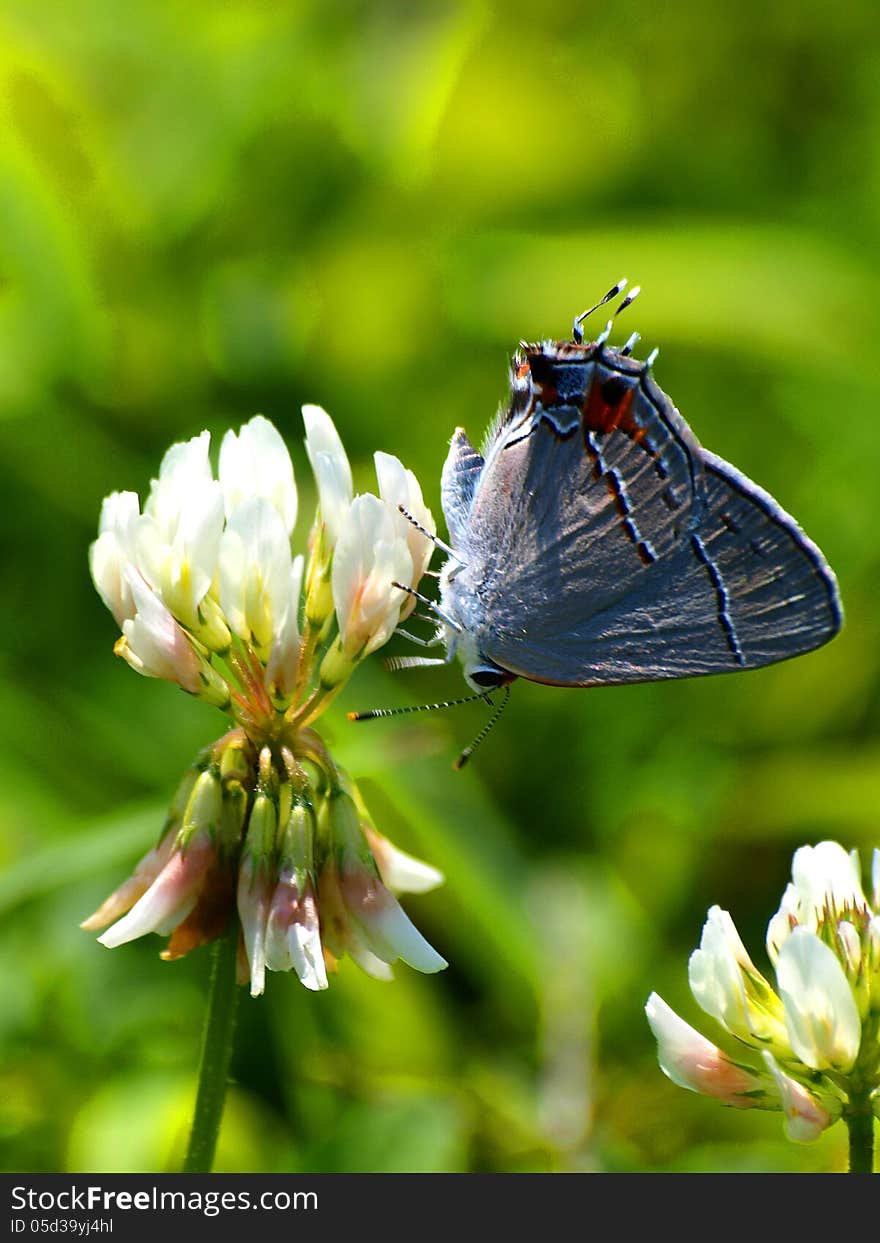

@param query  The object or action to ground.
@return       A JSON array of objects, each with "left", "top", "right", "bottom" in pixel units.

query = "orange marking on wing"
[{"left": 583, "top": 376, "right": 636, "bottom": 434}]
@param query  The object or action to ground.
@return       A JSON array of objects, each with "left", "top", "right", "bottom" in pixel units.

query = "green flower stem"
[
  {"left": 182, "top": 920, "right": 240, "bottom": 1172},
  {"left": 845, "top": 1090, "right": 875, "bottom": 1174}
]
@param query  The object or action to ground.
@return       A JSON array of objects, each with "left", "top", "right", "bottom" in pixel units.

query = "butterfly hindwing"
[{"left": 440, "top": 342, "right": 841, "bottom": 686}]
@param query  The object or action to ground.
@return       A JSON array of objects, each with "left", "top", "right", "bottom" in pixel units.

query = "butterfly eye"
[{"left": 468, "top": 666, "right": 510, "bottom": 689}]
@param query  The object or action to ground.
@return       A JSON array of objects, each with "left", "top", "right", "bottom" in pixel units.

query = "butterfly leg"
[{"left": 394, "top": 627, "right": 445, "bottom": 648}]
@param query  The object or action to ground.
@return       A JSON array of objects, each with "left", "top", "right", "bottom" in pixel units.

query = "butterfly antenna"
[
  {"left": 397, "top": 505, "right": 465, "bottom": 566},
  {"left": 614, "top": 284, "right": 641, "bottom": 318},
  {"left": 349, "top": 689, "right": 492, "bottom": 722},
  {"left": 454, "top": 684, "right": 511, "bottom": 770},
  {"left": 572, "top": 278, "right": 627, "bottom": 343}
]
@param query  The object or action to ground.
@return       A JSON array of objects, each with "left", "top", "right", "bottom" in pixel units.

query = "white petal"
[
  {"left": 346, "top": 940, "right": 395, "bottom": 981},
  {"left": 331, "top": 494, "right": 412, "bottom": 658},
  {"left": 352, "top": 889, "right": 447, "bottom": 974},
  {"left": 265, "top": 555, "right": 304, "bottom": 700},
  {"left": 145, "top": 431, "right": 213, "bottom": 529},
  {"left": 219, "top": 415, "right": 297, "bottom": 534},
  {"left": 90, "top": 531, "right": 136, "bottom": 627},
  {"left": 219, "top": 498, "right": 291, "bottom": 650},
  {"left": 97, "top": 843, "right": 208, "bottom": 948},
  {"left": 791, "top": 841, "right": 867, "bottom": 921},
  {"left": 302, "top": 404, "right": 352, "bottom": 546},
  {"left": 99, "top": 490, "right": 140, "bottom": 538},
  {"left": 368, "top": 831, "right": 445, "bottom": 894},
  {"left": 766, "top": 882, "right": 799, "bottom": 964},
  {"left": 688, "top": 907, "right": 753, "bottom": 1036},
  {"left": 872, "top": 848, "right": 880, "bottom": 911},
  {"left": 374, "top": 450, "right": 436, "bottom": 600},
  {"left": 286, "top": 919, "right": 328, "bottom": 992},
  {"left": 776, "top": 927, "right": 861, "bottom": 1071}
]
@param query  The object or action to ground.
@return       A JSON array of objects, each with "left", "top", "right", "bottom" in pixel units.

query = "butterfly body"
[{"left": 438, "top": 336, "right": 842, "bottom": 691}]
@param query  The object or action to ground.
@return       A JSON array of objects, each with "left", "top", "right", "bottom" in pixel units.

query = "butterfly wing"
[{"left": 442, "top": 345, "right": 842, "bottom": 686}]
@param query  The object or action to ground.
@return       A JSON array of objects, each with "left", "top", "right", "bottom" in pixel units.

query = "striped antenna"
[
  {"left": 348, "top": 689, "right": 492, "bottom": 722},
  {"left": 572, "top": 278, "right": 627, "bottom": 343},
  {"left": 454, "top": 685, "right": 511, "bottom": 770},
  {"left": 615, "top": 284, "right": 641, "bottom": 317}
]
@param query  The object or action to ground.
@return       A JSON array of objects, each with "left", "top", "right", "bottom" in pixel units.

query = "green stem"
[
  {"left": 845, "top": 1091, "right": 875, "bottom": 1174},
  {"left": 182, "top": 921, "right": 240, "bottom": 1172}
]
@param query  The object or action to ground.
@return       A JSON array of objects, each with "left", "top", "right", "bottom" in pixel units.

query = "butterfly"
[{"left": 434, "top": 284, "right": 842, "bottom": 700}]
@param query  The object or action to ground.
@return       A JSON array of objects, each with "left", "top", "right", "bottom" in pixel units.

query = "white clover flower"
[
  {"left": 647, "top": 841, "right": 880, "bottom": 1165},
  {"left": 87, "top": 410, "right": 445, "bottom": 996}
]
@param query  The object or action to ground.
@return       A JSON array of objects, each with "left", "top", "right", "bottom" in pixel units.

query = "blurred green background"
[{"left": 1, "top": 0, "right": 878, "bottom": 1174}]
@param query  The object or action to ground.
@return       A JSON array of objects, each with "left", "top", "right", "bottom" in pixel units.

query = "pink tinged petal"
[
  {"left": 339, "top": 862, "right": 447, "bottom": 973},
  {"left": 118, "top": 571, "right": 204, "bottom": 693},
  {"left": 97, "top": 833, "right": 214, "bottom": 948},
  {"left": 265, "top": 881, "right": 327, "bottom": 992},
  {"left": 302, "top": 404, "right": 353, "bottom": 547},
  {"left": 332, "top": 494, "right": 412, "bottom": 659},
  {"left": 872, "top": 849, "right": 880, "bottom": 911},
  {"left": 791, "top": 841, "right": 867, "bottom": 923},
  {"left": 219, "top": 416, "right": 297, "bottom": 534},
  {"left": 81, "top": 830, "right": 177, "bottom": 931},
  {"left": 762, "top": 1053, "right": 839, "bottom": 1142},
  {"left": 645, "top": 994, "right": 763, "bottom": 1107},
  {"left": 366, "top": 829, "right": 445, "bottom": 895},
  {"left": 776, "top": 927, "right": 861, "bottom": 1072}
]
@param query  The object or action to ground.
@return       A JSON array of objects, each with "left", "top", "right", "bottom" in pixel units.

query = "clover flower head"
[
  {"left": 647, "top": 841, "right": 880, "bottom": 1150},
  {"left": 85, "top": 410, "right": 445, "bottom": 994}
]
